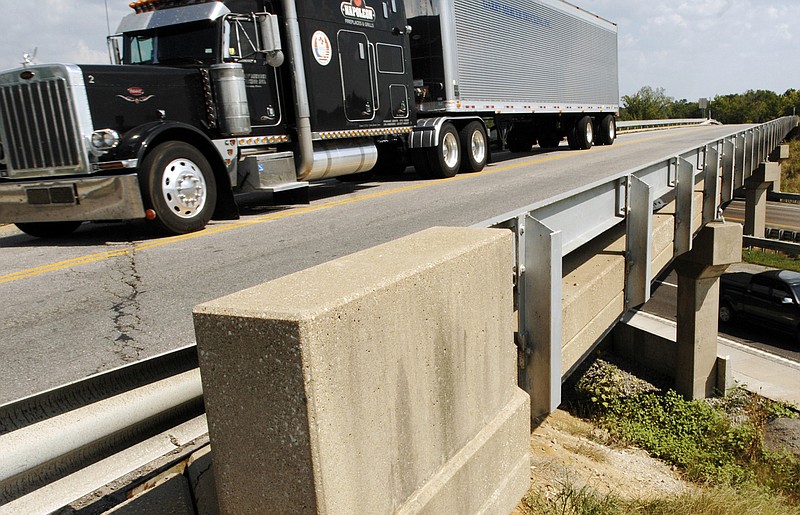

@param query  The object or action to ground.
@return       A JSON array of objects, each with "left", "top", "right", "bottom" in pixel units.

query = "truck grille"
[{"left": 0, "top": 77, "right": 82, "bottom": 175}]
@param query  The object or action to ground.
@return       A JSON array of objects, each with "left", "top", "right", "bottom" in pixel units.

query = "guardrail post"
[
  {"left": 521, "top": 216, "right": 562, "bottom": 421},
  {"left": 721, "top": 139, "right": 734, "bottom": 203},
  {"left": 734, "top": 134, "right": 745, "bottom": 189},
  {"left": 625, "top": 176, "right": 653, "bottom": 308},
  {"left": 745, "top": 131, "right": 755, "bottom": 178},
  {"left": 675, "top": 157, "right": 694, "bottom": 256},
  {"left": 703, "top": 146, "right": 720, "bottom": 224}
]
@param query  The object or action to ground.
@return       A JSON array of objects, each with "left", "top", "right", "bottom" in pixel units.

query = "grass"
[
  {"left": 743, "top": 249, "right": 800, "bottom": 272},
  {"left": 518, "top": 482, "right": 800, "bottom": 515},
  {"left": 781, "top": 139, "right": 800, "bottom": 193},
  {"left": 539, "top": 358, "right": 800, "bottom": 514}
]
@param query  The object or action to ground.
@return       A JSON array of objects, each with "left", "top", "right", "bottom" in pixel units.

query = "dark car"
[{"left": 719, "top": 270, "right": 800, "bottom": 343}]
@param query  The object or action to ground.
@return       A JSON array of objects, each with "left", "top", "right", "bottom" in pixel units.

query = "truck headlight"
[{"left": 91, "top": 129, "right": 120, "bottom": 151}]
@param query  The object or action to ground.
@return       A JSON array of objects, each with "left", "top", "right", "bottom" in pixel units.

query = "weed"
[{"left": 572, "top": 360, "right": 800, "bottom": 503}]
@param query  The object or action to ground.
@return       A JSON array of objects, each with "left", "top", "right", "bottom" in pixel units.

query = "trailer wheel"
[
  {"left": 141, "top": 142, "right": 217, "bottom": 235},
  {"left": 427, "top": 123, "right": 461, "bottom": 178},
  {"left": 506, "top": 125, "right": 535, "bottom": 153},
  {"left": 538, "top": 132, "right": 561, "bottom": 149},
  {"left": 598, "top": 115, "right": 616, "bottom": 146},
  {"left": 460, "top": 121, "right": 488, "bottom": 172},
  {"left": 574, "top": 116, "right": 594, "bottom": 150},
  {"left": 15, "top": 221, "right": 82, "bottom": 238}
]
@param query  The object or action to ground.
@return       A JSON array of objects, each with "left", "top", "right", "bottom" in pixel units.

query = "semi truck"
[{"left": 0, "top": 0, "right": 619, "bottom": 237}]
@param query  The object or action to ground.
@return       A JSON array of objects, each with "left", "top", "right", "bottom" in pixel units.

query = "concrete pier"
[
  {"left": 674, "top": 221, "right": 742, "bottom": 399},
  {"left": 193, "top": 227, "right": 530, "bottom": 514}
]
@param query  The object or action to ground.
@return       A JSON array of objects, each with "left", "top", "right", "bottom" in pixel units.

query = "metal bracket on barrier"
[
  {"left": 674, "top": 156, "right": 694, "bottom": 256},
  {"left": 520, "top": 215, "right": 562, "bottom": 420},
  {"left": 625, "top": 175, "right": 653, "bottom": 309},
  {"left": 721, "top": 139, "right": 734, "bottom": 203},
  {"left": 734, "top": 134, "right": 745, "bottom": 189},
  {"left": 703, "top": 145, "right": 720, "bottom": 224},
  {"left": 745, "top": 131, "right": 755, "bottom": 179}
]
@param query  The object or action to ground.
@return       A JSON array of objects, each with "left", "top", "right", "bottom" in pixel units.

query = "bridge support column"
[
  {"left": 768, "top": 144, "right": 790, "bottom": 193},
  {"left": 743, "top": 162, "right": 780, "bottom": 237},
  {"left": 674, "top": 221, "right": 742, "bottom": 400}
]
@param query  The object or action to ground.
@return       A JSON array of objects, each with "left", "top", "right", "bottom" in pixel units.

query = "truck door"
[
  {"left": 225, "top": 14, "right": 283, "bottom": 128},
  {"left": 338, "top": 30, "right": 376, "bottom": 122}
]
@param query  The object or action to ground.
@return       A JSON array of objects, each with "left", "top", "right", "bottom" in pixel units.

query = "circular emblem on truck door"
[{"left": 311, "top": 30, "right": 332, "bottom": 66}]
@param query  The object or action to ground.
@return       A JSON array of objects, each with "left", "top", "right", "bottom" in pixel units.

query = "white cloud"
[{"left": 0, "top": 0, "right": 798, "bottom": 101}]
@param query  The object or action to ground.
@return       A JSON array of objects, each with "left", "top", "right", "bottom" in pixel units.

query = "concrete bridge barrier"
[{"left": 193, "top": 227, "right": 530, "bottom": 514}]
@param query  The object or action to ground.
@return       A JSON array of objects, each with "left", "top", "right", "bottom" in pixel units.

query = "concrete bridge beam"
[{"left": 674, "top": 221, "right": 742, "bottom": 400}]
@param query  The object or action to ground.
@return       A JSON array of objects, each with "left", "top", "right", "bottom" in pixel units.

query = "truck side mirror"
[
  {"left": 258, "top": 14, "right": 284, "bottom": 67},
  {"left": 781, "top": 297, "right": 794, "bottom": 305}
]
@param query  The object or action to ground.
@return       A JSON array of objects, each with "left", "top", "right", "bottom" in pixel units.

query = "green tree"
[{"left": 620, "top": 86, "right": 674, "bottom": 121}]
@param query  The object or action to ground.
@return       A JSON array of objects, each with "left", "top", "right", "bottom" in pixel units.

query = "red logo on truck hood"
[{"left": 117, "top": 87, "right": 154, "bottom": 104}]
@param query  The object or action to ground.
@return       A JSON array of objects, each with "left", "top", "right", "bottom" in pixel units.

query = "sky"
[{"left": 0, "top": 0, "right": 797, "bottom": 102}]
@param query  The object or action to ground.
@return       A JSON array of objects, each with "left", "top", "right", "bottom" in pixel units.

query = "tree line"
[{"left": 619, "top": 86, "right": 800, "bottom": 124}]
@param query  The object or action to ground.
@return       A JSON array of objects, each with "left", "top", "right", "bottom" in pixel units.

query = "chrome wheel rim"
[
  {"left": 470, "top": 129, "right": 487, "bottom": 164},
  {"left": 442, "top": 131, "right": 459, "bottom": 169},
  {"left": 585, "top": 123, "right": 593, "bottom": 144},
  {"left": 608, "top": 120, "right": 616, "bottom": 141},
  {"left": 161, "top": 158, "right": 207, "bottom": 219}
]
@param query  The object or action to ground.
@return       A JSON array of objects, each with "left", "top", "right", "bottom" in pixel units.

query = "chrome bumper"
[{"left": 0, "top": 174, "right": 146, "bottom": 223}]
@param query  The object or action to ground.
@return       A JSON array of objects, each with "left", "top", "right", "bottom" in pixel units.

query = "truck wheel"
[
  {"left": 411, "top": 149, "right": 433, "bottom": 178},
  {"left": 598, "top": 115, "right": 616, "bottom": 146},
  {"left": 141, "top": 142, "right": 217, "bottom": 235},
  {"left": 506, "top": 126, "right": 534, "bottom": 153},
  {"left": 15, "top": 221, "right": 82, "bottom": 238},
  {"left": 460, "top": 121, "right": 488, "bottom": 172},
  {"left": 574, "top": 116, "right": 594, "bottom": 150},
  {"left": 538, "top": 132, "right": 561, "bottom": 149},
  {"left": 718, "top": 303, "right": 735, "bottom": 324},
  {"left": 427, "top": 123, "right": 461, "bottom": 178}
]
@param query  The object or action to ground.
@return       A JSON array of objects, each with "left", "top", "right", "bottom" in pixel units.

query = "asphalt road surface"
[
  {"left": 0, "top": 125, "right": 762, "bottom": 404},
  {"left": 643, "top": 267, "right": 800, "bottom": 363},
  {"left": 724, "top": 199, "right": 800, "bottom": 234}
]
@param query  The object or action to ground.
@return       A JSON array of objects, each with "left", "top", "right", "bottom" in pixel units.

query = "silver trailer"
[{"left": 406, "top": 0, "right": 619, "bottom": 158}]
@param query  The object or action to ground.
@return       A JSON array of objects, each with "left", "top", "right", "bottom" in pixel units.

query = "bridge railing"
[
  {"left": 474, "top": 116, "right": 799, "bottom": 419},
  {"left": 617, "top": 118, "right": 716, "bottom": 133}
]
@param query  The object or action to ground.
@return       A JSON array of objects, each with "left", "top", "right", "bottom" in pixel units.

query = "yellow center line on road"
[{"left": 0, "top": 127, "right": 708, "bottom": 285}]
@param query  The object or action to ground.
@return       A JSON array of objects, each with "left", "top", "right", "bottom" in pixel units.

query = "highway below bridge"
[{"left": 0, "top": 123, "right": 795, "bottom": 405}]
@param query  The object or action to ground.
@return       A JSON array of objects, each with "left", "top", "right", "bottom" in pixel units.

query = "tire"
[
  {"left": 427, "top": 123, "right": 461, "bottom": 178},
  {"left": 598, "top": 115, "right": 616, "bottom": 146},
  {"left": 506, "top": 125, "right": 535, "bottom": 153},
  {"left": 140, "top": 142, "right": 217, "bottom": 235},
  {"left": 459, "top": 121, "right": 488, "bottom": 172},
  {"left": 335, "top": 170, "right": 376, "bottom": 182},
  {"left": 538, "top": 131, "right": 561, "bottom": 149},
  {"left": 574, "top": 116, "right": 594, "bottom": 150},
  {"left": 718, "top": 303, "right": 735, "bottom": 324},
  {"left": 411, "top": 148, "right": 433, "bottom": 178},
  {"left": 15, "top": 221, "right": 82, "bottom": 238},
  {"left": 374, "top": 140, "right": 409, "bottom": 176}
]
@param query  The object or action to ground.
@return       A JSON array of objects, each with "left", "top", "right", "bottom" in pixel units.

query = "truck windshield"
[
  {"left": 792, "top": 284, "right": 800, "bottom": 301},
  {"left": 123, "top": 21, "right": 218, "bottom": 65}
]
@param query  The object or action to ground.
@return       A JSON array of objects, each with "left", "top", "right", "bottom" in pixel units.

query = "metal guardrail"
[
  {"left": 744, "top": 235, "right": 800, "bottom": 255},
  {"left": 473, "top": 116, "right": 799, "bottom": 419},
  {"left": 617, "top": 118, "right": 715, "bottom": 133},
  {"left": 0, "top": 346, "right": 203, "bottom": 510},
  {"left": 0, "top": 116, "right": 797, "bottom": 511}
]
